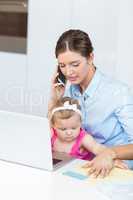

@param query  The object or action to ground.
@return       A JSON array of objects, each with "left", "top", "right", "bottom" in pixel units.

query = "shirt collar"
[{"left": 72, "top": 68, "right": 102, "bottom": 98}]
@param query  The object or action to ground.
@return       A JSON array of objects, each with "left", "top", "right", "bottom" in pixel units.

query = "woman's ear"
[
  {"left": 90, "top": 52, "right": 94, "bottom": 60},
  {"left": 87, "top": 52, "right": 94, "bottom": 65}
]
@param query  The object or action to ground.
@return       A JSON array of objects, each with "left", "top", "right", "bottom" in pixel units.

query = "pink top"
[{"left": 51, "top": 128, "right": 94, "bottom": 160}]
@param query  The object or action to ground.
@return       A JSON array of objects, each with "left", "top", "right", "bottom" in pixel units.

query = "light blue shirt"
[{"left": 64, "top": 68, "right": 133, "bottom": 168}]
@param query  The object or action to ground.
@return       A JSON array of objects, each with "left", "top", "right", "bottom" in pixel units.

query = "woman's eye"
[
  {"left": 72, "top": 63, "right": 80, "bottom": 67},
  {"left": 72, "top": 127, "right": 76, "bottom": 130}
]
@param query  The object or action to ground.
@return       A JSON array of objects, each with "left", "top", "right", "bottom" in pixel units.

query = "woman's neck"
[{"left": 79, "top": 65, "right": 96, "bottom": 93}]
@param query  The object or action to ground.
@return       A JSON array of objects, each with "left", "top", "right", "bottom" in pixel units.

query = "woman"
[{"left": 49, "top": 29, "right": 133, "bottom": 177}]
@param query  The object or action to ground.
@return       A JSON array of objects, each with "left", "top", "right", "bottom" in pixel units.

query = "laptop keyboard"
[{"left": 53, "top": 158, "right": 62, "bottom": 165}]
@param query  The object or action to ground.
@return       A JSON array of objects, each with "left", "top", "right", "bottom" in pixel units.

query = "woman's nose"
[{"left": 66, "top": 66, "right": 73, "bottom": 76}]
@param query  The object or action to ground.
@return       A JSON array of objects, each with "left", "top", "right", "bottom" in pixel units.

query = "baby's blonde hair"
[{"left": 50, "top": 97, "right": 81, "bottom": 126}]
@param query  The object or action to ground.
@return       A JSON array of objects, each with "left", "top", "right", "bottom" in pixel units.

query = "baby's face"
[{"left": 54, "top": 113, "right": 81, "bottom": 142}]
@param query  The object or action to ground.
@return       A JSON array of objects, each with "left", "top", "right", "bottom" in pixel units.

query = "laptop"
[{"left": 0, "top": 110, "right": 74, "bottom": 171}]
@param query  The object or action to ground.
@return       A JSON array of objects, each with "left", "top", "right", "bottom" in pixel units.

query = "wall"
[
  {"left": 27, "top": 0, "right": 133, "bottom": 116},
  {"left": 26, "top": 0, "right": 72, "bottom": 115},
  {"left": 0, "top": 0, "right": 133, "bottom": 116}
]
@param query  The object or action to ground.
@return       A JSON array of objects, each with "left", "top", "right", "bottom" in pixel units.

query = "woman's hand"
[
  {"left": 114, "top": 159, "right": 129, "bottom": 169},
  {"left": 50, "top": 70, "right": 65, "bottom": 100}
]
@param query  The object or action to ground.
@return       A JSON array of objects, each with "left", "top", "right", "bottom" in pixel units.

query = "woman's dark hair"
[{"left": 55, "top": 29, "right": 93, "bottom": 58}]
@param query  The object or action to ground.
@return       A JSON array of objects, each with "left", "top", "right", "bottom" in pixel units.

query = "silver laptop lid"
[{"left": 0, "top": 111, "right": 53, "bottom": 171}]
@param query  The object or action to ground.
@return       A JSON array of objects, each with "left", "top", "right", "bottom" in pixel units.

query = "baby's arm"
[{"left": 81, "top": 133, "right": 107, "bottom": 155}]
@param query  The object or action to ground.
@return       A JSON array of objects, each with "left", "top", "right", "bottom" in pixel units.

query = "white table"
[{"left": 0, "top": 160, "right": 110, "bottom": 200}]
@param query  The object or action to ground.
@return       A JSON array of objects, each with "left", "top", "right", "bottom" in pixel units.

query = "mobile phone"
[{"left": 57, "top": 67, "right": 66, "bottom": 85}]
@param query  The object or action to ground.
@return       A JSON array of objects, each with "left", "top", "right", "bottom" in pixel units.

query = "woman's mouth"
[{"left": 68, "top": 76, "right": 77, "bottom": 82}]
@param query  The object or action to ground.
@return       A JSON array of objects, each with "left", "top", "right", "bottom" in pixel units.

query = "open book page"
[{"left": 56, "top": 159, "right": 133, "bottom": 199}]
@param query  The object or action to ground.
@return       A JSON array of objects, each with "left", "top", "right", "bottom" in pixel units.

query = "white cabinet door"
[{"left": 0, "top": 0, "right": 28, "bottom": 113}]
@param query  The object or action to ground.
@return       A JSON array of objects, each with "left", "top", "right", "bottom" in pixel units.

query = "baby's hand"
[{"left": 82, "top": 149, "right": 116, "bottom": 178}]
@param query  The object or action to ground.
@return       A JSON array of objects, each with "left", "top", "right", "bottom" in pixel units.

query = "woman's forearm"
[{"left": 111, "top": 144, "right": 133, "bottom": 160}]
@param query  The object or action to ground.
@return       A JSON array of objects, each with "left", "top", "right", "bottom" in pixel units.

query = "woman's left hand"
[{"left": 114, "top": 159, "right": 129, "bottom": 169}]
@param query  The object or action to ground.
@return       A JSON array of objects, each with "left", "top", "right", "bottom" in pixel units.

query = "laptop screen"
[{"left": 0, "top": 111, "right": 53, "bottom": 171}]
